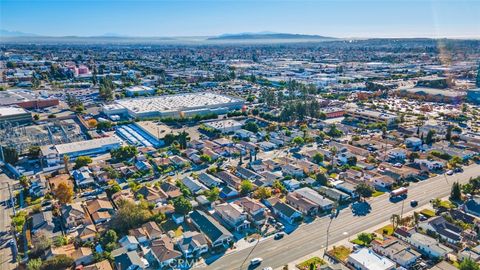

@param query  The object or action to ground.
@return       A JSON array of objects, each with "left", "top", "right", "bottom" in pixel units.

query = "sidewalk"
[{"left": 277, "top": 199, "right": 437, "bottom": 270}]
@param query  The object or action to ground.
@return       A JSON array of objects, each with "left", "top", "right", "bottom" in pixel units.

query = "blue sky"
[{"left": 1, "top": 0, "right": 479, "bottom": 38}]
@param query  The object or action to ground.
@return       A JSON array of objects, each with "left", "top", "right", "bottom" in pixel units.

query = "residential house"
[
  {"left": 78, "top": 224, "right": 97, "bottom": 243},
  {"left": 271, "top": 201, "right": 302, "bottom": 224},
  {"left": 418, "top": 216, "right": 463, "bottom": 244},
  {"left": 371, "top": 236, "right": 421, "bottom": 268},
  {"left": 83, "top": 260, "right": 113, "bottom": 270},
  {"left": 182, "top": 176, "right": 209, "bottom": 195},
  {"left": 72, "top": 167, "right": 95, "bottom": 187},
  {"left": 119, "top": 235, "right": 140, "bottom": 251},
  {"left": 287, "top": 187, "right": 334, "bottom": 215},
  {"left": 214, "top": 202, "right": 250, "bottom": 231},
  {"left": 29, "top": 175, "right": 48, "bottom": 198},
  {"left": 31, "top": 210, "right": 61, "bottom": 239},
  {"left": 189, "top": 210, "right": 233, "bottom": 248},
  {"left": 463, "top": 195, "right": 480, "bottom": 218},
  {"left": 236, "top": 166, "right": 262, "bottom": 181},
  {"left": 234, "top": 197, "right": 267, "bottom": 227},
  {"left": 62, "top": 202, "right": 90, "bottom": 229},
  {"left": 177, "top": 231, "right": 209, "bottom": 258},
  {"left": 144, "top": 236, "right": 182, "bottom": 269},
  {"left": 48, "top": 244, "right": 94, "bottom": 266},
  {"left": 113, "top": 250, "right": 147, "bottom": 270},
  {"left": 86, "top": 198, "right": 114, "bottom": 224},
  {"left": 160, "top": 182, "right": 182, "bottom": 198},
  {"left": 395, "top": 228, "right": 452, "bottom": 259},
  {"left": 198, "top": 172, "right": 223, "bottom": 188},
  {"left": 347, "top": 248, "right": 395, "bottom": 270},
  {"left": 215, "top": 171, "right": 242, "bottom": 189},
  {"left": 136, "top": 186, "right": 168, "bottom": 204}
]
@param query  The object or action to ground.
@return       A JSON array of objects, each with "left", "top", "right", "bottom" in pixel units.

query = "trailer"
[{"left": 390, "top": 187, "right": 408, "bottom": 198}]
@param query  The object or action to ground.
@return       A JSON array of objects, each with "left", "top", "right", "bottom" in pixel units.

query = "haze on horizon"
[{"left": 1, "top": 0, "right": 480, "bottom": 39}]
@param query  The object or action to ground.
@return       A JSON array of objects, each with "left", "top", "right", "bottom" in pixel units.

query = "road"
[
  {"left": 204, "top": 164, "right": 480, "bottom": 270},
  {"left": 0, "top": 173, "right": 17, "bottom": 270}
]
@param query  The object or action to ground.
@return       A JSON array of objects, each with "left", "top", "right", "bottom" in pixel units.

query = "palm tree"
[
  {"left": 390, "top": 214, "right": 401, "bottom": 230},
  {"left": 329, "top": 146, "right": 338, "bottom": 169}
]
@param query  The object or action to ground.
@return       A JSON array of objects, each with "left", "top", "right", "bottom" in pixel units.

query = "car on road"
[
  {"left": 453, "top": 167, "right": 463, "bottom": 173},
  {"left": 250, "top": 258, "right": 263, "bottom": 266},
  {"left": 262, "top": 267, "right": 273, "bottom": 270},
  {"left": 274, "top": 232, "right": 284, "bottom": 240},
  {"left": 410, "top": 200, "right": 418, "bottom": 207},
  {"left": 446, "top": 170, "right": 454, "bottom": 175}
]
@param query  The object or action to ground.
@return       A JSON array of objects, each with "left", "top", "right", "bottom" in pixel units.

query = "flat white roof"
[
  {"left": 55, "top": 136, "right": 121, "bottom": 155},
  {"left": 0, "top": 106, "right": 29, "bottom": 116},
  {"left": 109, "top": 92, "right": 243, "bottom": 114},
  {"left": 205, "top": 119, "right": 243, "bottom": 129},
  {"left": 349, "top": 248, "right": 395, "bottom": 270}
]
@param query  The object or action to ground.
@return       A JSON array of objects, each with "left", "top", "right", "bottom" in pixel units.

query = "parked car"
[
  {"left": 410, "top": 200, "right": 418, "bottom": 207},
  {"left": 446, "top": 170, "right": 454, "bottom": 175},
  {"left": 274, "top": 232, "right": 284, "bottom": 240}
]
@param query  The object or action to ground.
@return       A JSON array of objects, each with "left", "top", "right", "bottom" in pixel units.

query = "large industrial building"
[
  {"left": 103, "top": 92, "right": 244, "bottom": 119},
  {"left": 0, "top": 106, "right": 32, "bottom": 124},
  {"left": 396, "top": 87, "right": 466, "bottom": 103},
  {"left": 41, "top": 136, "right": 122, "bottom": 166},
  {"left": 0, "top": 89, "right": 59, "bottom": 109},
  {"left": 345, "top": 108, "right": 398, "bottom": 126}
]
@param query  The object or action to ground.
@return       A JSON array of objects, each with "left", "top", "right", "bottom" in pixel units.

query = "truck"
[{"left": 390, "top": 187, "right": 408, "bottom": 198}]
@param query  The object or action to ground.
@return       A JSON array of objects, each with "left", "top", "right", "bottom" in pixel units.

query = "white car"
[
  {"left": 263, "top": 267, "right": 273, "bottom": 270},
  {"left": 446, "top": 170, "right": 454, "bottom": 175},
  {"left": 250, "top": 258, "right": 263, "bottom": 265}
]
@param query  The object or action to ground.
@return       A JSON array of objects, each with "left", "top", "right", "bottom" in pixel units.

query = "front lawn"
[
  {"left": 420, "top": 209, "right": 436, "bottom": 218},
  {"left": 297, "top": 256, "right": 326, "bottom": 270},
  {"left": 372, "top": 191, "right": 385, "bottom": 197},
  {"left": 328, "top": 245, "right": 351, "bottom": 262},
  {"left": 375, "top": 224, "right": 394, "bottom": 236}
]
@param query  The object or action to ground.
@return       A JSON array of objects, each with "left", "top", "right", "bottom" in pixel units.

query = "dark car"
[
  {"left": 274, "top": 232, "right": 284, "bottom": 240},
  {"left": 410, "top": 200, "right": 418, "bottom": 207}
]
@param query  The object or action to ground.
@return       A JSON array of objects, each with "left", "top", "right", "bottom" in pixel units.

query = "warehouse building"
[
  {"left": 41, "top": 136, "right": 122, "bottom": 166},
  {"left": 0, "top": 106, "right": 32, "bottom": 124},
  {"left": 103, "top": 92, "right": 244, "bottom": 119},
  {"left": 0, "top": 89, "right": 59, "bottom": 109}
]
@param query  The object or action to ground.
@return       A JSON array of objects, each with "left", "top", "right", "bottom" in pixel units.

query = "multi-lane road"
[
  {"left": 0, "top": 173, "right": 17, "bottom": 270},
  {"left": 204, "top": 164, "right": 480, "bottom": 270}
]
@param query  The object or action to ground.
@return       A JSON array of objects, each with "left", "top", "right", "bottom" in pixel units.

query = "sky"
[{"left": 1, "top": 0, "right": 479, "bottom": 38}]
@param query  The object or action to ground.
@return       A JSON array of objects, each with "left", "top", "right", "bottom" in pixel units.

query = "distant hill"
[
  {"left": 0, "top": 29, "right": 37, "bottom": 37},
  {"left": 208, "top": 32, "right": 336, "bottom": 40}
]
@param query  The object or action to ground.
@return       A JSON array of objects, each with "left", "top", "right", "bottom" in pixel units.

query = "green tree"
[
  {"left": 272, "top": 180, "right": 286, "bottom": 193},
  {"left": 312, "top": 153, "right": 324, "bottom": 164},
  {"left": 41, "top": 255, "right": 74, "bottom": 270},
  {"left": 240, "top": 180, "right": 254, "bottom": 194},
  {"left": 355, "top": 182, "right": 374, "bottom": 200},
  {"left": 111, "top": 146, "right": 138, "bottom": 161},
  {"left": 315, "top": 173, "right": 328, "bottom": 186},
  {"left": 449, "top": 156, "right": 462, "bottom": 168},
  {"left": 357, "top": 232, "right": 374, "bottom": 246},
  {"left": 292, "top": 136, "right": 305, "bottom": 146},
  {"left": 253, "top": 186, "right": 272, "bottom": 199},
  {"left": 200, "top": 154, "right": 212, "bottom": 164},
  {"left": 27, "top": 258, "right": 42, "bottom": 270},
  {"left": 450, "top": 182, "right": 462, "bottom": 201},
  {"left": 109, "top": 199, "right": 153, "bottom": 234},
  {"left": 205, "top": 187, "right": 220, "bottom": 202},
  {"left": 19, "top": 175, "right": 30, "bottom": 189},
  {"left": 425, "top": 130, "right": 435, "bottom": 145},
  {"left": 74, "top": 156, "right": 93, "bottom": 169},
  {"left": 243, "top": 122, "right": 260, "bottom": 133},
  {"left": 459, "top": 258, "right": 479, "bottom": 270},
  {"left": 98, "top": 76, "right": 115, "bottom": 101},
  {"left": 173, "top": 196, "right": 193, "bottom": 215},
  {"left": 347, "top": 156, "right": 357, "bottom": 166},
  {"left": 327, "top": 124, "right": 343, "bottom": 138}
]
